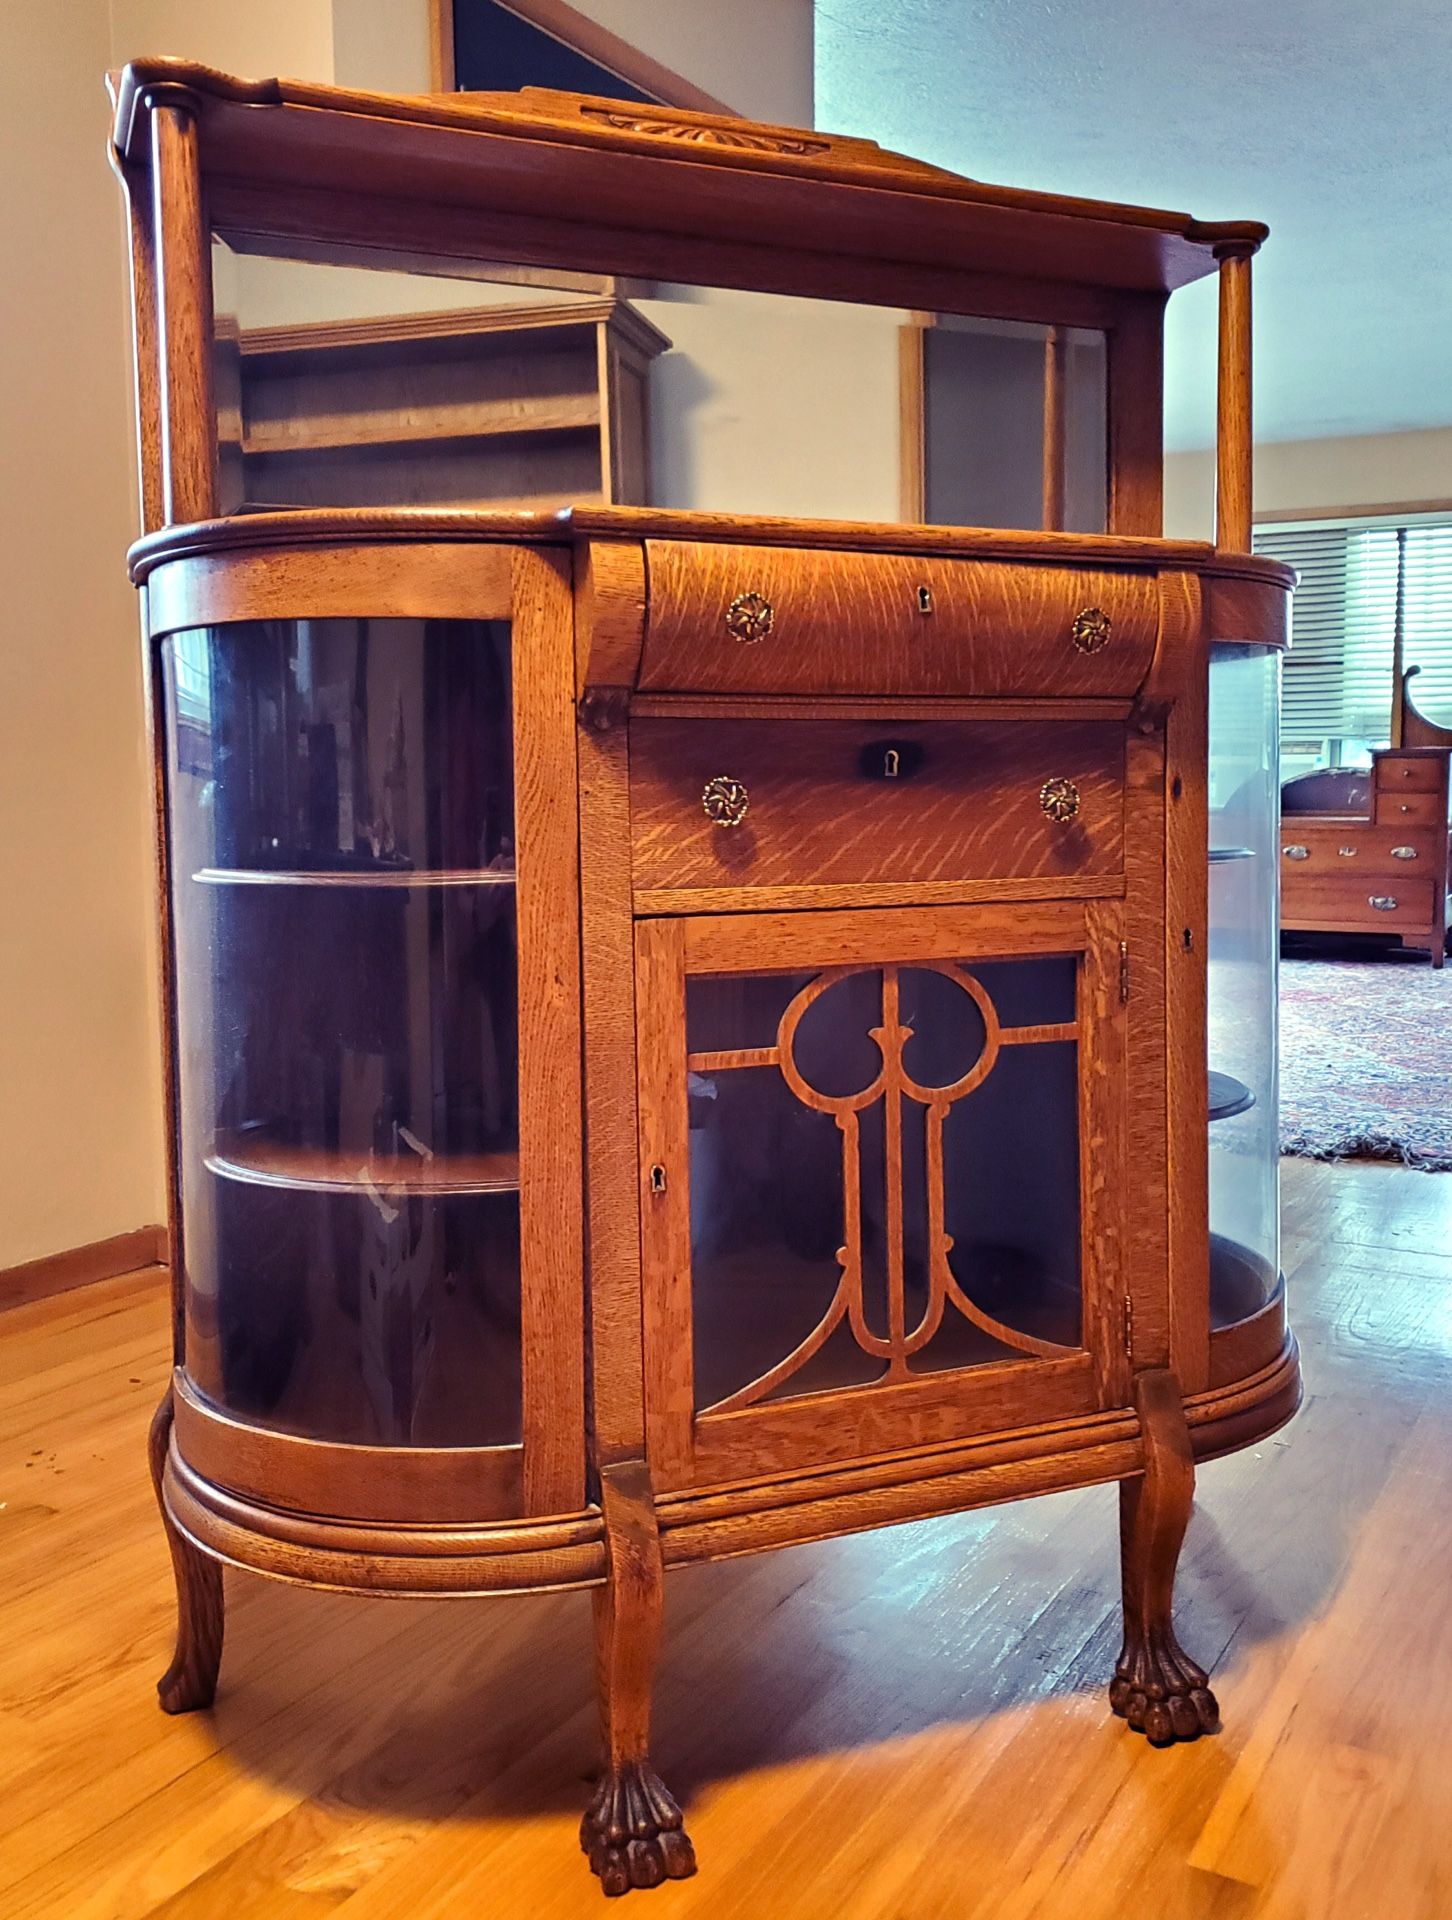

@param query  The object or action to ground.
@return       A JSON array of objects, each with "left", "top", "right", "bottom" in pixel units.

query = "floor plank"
[{"left": 1, "top": 1156, "right": 1448, "bottom": 1916}]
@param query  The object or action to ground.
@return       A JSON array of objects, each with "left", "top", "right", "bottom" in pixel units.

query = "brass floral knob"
[
  {"left": 1070, "top": 606, "right": 1112, "bottom": 653},
  {"left": 1039, "top": 777, "right": 1081, "bottom": 824},
  {"left": 702, "top": 775, "right": 750, "bottom": 828},
  {"left": 726, "top": 591, "right": 774, "bottom": 643}
]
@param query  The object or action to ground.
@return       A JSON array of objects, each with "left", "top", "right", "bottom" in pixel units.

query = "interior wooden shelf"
[
  {"left": 242, "top": 412, "right": 601, "bottom": 459},
  {"left": 1208, "top": 1069, "right": 1256, "bottom": 1121},
  {"left": 193, "top": 867, "right": 516, "bottom": 889},
  {"left": 206, "top": 1135, "right": 522, "bottom": 1196}
]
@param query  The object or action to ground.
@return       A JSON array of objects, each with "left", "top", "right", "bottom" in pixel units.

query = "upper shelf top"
[{"left": 108, "top": 59, "right": 1265, "bottom": 298}]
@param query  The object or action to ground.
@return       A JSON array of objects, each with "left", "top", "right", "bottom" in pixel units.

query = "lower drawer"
[
  {"left": 1375, "top": 790, "right": 1446, "bottom": 828},
  {"left": 1282, "top": 873, "right": 1436, "bottom": 932},
  {"left": 630, "top": 718, "right": 1124, "bottom": 895}
]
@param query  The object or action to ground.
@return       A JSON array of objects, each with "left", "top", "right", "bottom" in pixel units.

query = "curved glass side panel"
[
  {"left": 1207, "top": 643, "right": 1281, "bottom": 1325},
  {"left": 162, "top": 618, "right": 522, "bottom": 1445}
]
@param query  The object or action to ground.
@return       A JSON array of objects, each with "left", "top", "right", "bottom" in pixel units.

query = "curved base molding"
[{"left": 165, "top": 1339, "right": 1300, "bottom": 1598}]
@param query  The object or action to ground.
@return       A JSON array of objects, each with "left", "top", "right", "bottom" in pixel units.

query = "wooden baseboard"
[{"left": 0, "top": 1225, "right": 168, "bottom": 1313}]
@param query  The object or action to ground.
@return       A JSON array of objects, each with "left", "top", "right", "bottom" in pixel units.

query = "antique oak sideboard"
[{"left": 110, "top": 61, "right": 1298, "bottom": 1895}]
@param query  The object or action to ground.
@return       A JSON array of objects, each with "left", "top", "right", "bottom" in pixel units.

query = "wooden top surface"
[
  {"left": 109, "top": 59, "right": 1264, "bottom": 297},
  {"left": 127, "top": 505, "right": 1295, "bottom": 591}
]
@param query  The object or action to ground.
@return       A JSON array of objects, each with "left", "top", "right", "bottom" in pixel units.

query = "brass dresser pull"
[
  {"left": 725, "top": 591, "right": 774, "bottom": 642},
  {"left": 1283, "top": 845, "right": 1310, "bottom": 860},
  {"left": 1070, "top": 606, "right": 1112, "bottom": 653},
  {"left": 1369, "top": 896, "right": 1399, "bottom": 911},
  {"left": 1039, "top": 777, "right": 1081, "bottom": 823},
  {"left": 702, "top": 775, "right": 750, "bottom": 828},
  {"left": 1338, "top": 845, "right": 1359, "bottom": 856},
  {"left": 1392, "top": 846, "right": 1419, "bottom": 860}
]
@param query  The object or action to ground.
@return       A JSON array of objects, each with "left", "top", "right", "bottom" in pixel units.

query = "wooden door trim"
[{"left": 511, "top": 546, "right": 587, "bottom": 1512}]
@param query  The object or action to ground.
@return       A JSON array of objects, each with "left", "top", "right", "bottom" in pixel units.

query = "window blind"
[{"left": 1254, "top": 516, "right": 1452, "bottom": 742}]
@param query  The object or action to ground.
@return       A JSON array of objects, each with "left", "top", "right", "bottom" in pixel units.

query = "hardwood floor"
[{"left": 3, "top": 1156, "right": 1451, "bottom": 1918}]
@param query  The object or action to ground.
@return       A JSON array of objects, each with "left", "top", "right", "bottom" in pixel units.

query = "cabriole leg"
[
  {"left": 1110, "top": 1368, "right": 1219, "bottom": 1745},
  {"left": 581, "top": 1460, "right": 695, "bottom": 1895},
  {"left": 147, "top": 1387, "right": 224, "bottom": 1713}
]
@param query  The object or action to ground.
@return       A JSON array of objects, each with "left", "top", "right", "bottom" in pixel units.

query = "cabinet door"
[{"left": 636, "top": 901, "right": 1128, "bottom": 1493}]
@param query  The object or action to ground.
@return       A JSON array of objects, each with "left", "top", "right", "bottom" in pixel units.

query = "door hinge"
[
  {"left": 1123, "top": 1294, "right": 1135, "bottom": 1358},
  {"left": 1119, "top": 940, "right": 1130, "bottom": 1004}
]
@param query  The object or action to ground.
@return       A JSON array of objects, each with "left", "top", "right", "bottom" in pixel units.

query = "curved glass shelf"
[
  {"left": 1209, "top": 846, "right": 1255, "bottom": 863},
  {"left": 207, "top": 1131, "right": 520, "bottom": 1196},
  {"left": 195, "top": 867, "right": 515, "bottom": 889},
  {"left": 1208, "top": 1070, "right": 1255, "bottom": 1122}
]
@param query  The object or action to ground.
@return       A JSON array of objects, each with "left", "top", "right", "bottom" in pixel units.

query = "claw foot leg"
[
  {"left": 1111, "top": 1369, "right": 1217, "bottom": 1747},
  {"left": 148, "top": 1387, "right": 224, "bottom": 1713},
  {"left": 581, "top": 1762, "right": 696, "bottom": 1896},
  {"left": 585, "top": 1461, "right": 695, "bottom": 1894}
]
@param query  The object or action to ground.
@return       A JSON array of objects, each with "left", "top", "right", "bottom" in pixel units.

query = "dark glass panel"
[
  {"left": 924, "top": 1040, "right": 1082, "bottom": 1365},
  {"left": 163, "top": 618, "right": 522, "bottom": 1446},
  {"left": 184, "top": 1184, "right": 521, "bottom": 1445},
  {"left": 687, "top": 1063, "right": 872, "bottom": 1411}
]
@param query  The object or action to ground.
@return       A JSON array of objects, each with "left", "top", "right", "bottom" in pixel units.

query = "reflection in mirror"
[{"left": 210, "top": 236, "right": 1108, "bottom": 529}]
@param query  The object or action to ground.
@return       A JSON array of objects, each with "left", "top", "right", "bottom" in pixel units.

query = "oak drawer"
[
  {"left": 1282, "top": 874, "right": 1435, "bottom": 932},
  {"left": 638, "top": 542, "right": 1160, "bottom": 697},
  {"left": 630, "top": 718, "right": 1124, "bottom": 895},
  {"left": 1280, "top": 826, "right": 1439, "bottom": 872},
  {"left": 1374, "top": 756, "right": 1446, "bottom": 794},
  {"left": 1375, "top": 790, "right": 1446, "bottom": 828}
]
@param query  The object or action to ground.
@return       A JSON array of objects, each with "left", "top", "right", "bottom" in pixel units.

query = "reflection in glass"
[
  {"left": 1208, "top": 643, "right": 1282, "bottom": 1324},
  {"left": 163, "top": 618, "right": 523, "bottom": 1445},
  {"left": 685, "top": 959, "right": 1082, "bottom": 1412},
  {"left": 209, "top": 239, "right": 1108, "bottom": 529}
]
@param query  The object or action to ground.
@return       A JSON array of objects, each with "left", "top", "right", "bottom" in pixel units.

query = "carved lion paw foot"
[
  {"left": 156, "top": 1655, "right": 217, "bottom": 1715},
  {"left": 1110, "top": 1629, "right": 1219, "bottom": 1746},
  {"left": 581, "top": 1764, "right": 697, "bottom": 1896}
]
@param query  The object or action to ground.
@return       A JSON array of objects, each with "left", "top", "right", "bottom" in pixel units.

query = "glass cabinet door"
[
  {"left": 163, "top": 617, "right": 525, "bottom": 1453},
  {"left": 635, "top": 902, "right": 1128, "bottom": 1491}
]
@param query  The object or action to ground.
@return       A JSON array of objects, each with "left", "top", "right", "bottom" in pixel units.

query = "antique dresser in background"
[{"left": 110, "top": 60, "right": 1298, "bottom": 1895}]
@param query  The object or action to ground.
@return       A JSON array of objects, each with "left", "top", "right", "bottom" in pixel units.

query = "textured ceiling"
[{"left": 815, "top": 0, "right": 1452, "bottom": 450}]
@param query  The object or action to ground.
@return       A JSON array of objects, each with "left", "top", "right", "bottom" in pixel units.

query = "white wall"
[
  {"left": 111, "top": 0, "right": 334, "bottom": 79},
  {"left": 0, "top": 1, "right": 164, "bottom": 1266},
  {"left": 1166, "top": 425, "right": 1452, "bottom": 538},
  {"left": 555, "top": 0, "right": 813, "bottom": 124}
]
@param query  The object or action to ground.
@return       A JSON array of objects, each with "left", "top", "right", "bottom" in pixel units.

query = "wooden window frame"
[{"left": 428, "top": 0, "right": 737, "bottom": 115}]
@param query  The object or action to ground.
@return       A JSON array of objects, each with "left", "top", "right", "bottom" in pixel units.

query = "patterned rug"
[{"left": 1279, "top": 953, "right": 1452, "bottom": 1170}]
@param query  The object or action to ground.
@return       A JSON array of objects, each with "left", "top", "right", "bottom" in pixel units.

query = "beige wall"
[
  {"left": 0, "top": 1, "right": 163, "bottom": 1266},
  {"left": 1166, "top": 425, "right": 1452, "bottom": 537},
  {"left": 563, "top": 0, "right": 813, "bottom": 124},
  {"left": 111, "top": 0, "right": 334, "bottom": 79}
]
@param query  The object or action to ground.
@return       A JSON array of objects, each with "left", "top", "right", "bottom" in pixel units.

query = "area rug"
[{"left": 1279, "top": 955, "right": 1452, "bottom": 1169}]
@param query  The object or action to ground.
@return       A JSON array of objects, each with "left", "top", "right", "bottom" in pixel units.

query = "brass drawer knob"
[
  {"left": 1039, "top": 777, "right": 1081, "bottom": 824},
  {"left": 726, "top": 591, "right": 774, "bottom": 643},
  {"left": 1070, "top": 606, "right": 1112, "bottom": 653},
  {"left": 1283, "top": 845, "right": 1310, "bottom": 860},
  {"left": 1338, "top": 845, "right": 1359, "bottom": 857},
  {"left": 702, "top": 774, "right": 750, "bottom": 828},
  {"left": 1392, "top": 845, "right": 1419, "bottom": 860},
  {"left": 1369, "top": 895, "right": 1399, "bottom": 912}
]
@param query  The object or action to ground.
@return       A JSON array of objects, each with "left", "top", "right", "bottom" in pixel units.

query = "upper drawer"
[
  {"left": 1375, "top": 790, "right": 1446, "bottom": 828},
  {"left": 1375, "top": 755, "right": 1446, "bottom": 795},
  {"left": 638, "top": 542, "right": 1161, "bottom": 697}
]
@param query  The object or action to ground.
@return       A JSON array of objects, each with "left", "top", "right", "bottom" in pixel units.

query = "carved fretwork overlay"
[{"left": 687, "top": 964, "right": 1081, "bottom": 1414}]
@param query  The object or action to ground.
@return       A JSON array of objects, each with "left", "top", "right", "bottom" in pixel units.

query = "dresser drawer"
[
  {"left": 638, "top": 542, "right": 1160, "bottom": 697},
  {"left": 1282, "top": 874, "right": 1435, "bottom": 932},
  {"left": 1280, "top": 827, "right": 1438, "bottom": 872},
  {"left": 1375, "top": 790, "right": 1446, "bottom": 828},
  {"left": 630, "top": 718, "right": 1124, "bottom": 895},
  {"left": 1375, "top": 756, "right": 1446, "bottom": 794}
]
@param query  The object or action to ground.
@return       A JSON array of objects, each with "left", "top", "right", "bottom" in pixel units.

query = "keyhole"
[
  {"left": 884, "top": 748, "right": 901, "bottom": 779},
  {"left": 917, "top": 585, "right": 934, "bottom": 615},
  {"left": 649, "top": 1164, "right": 667, "bottom": 1194}
]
